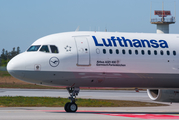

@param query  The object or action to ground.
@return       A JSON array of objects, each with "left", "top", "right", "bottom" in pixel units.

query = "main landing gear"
[{"left": 64, "top": 87, "right": 80, "bottom": 112}]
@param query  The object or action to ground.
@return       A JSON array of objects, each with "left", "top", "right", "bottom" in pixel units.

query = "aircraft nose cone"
[
  {"left": 7, "top": 58, "right": 17, "bottom": 71},
  {"left": 7, "top": 54, "right": 25, "bottom": 80}
]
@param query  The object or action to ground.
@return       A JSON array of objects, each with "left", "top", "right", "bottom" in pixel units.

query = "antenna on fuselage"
[
  {"left": 105, "top": 24, "right": 107, "bottom": 32},
  {"left": 105, "top": 28, "right": 107, "bottom": 32},
  {"left": 75, "top": 26, "right": 80, "bottom": 31}
]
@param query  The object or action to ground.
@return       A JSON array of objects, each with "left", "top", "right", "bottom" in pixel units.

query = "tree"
[
  {"left": 1, "top": 49, "right": 5, "bottom": 60},
  {"left": 5, "top": 50, "right": 8, "bottom": 60},
  {"left": 17, "top": 47, "right": 20, "bottom": 54},
  {"left": 11, "top": 47, "right": 16, "bottom": 59},
  {"left": 0, "top": 47, "right": 21, "bottom": 66},
  {"left": 1, "top": 59, "right": 9, "bottom": 67}
]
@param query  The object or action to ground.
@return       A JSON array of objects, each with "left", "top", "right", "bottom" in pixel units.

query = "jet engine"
[{"left": 147, "top": 89, "right": 179, "bottom": 102}]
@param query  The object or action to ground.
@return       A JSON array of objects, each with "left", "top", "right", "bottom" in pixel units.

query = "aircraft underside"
[{"left": 9, "top": 70, "right": 179, "bottom": 88}]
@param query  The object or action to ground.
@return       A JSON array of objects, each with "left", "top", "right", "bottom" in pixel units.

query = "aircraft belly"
[{"left": 10, "top": 70, "right": 179, "bottom": 88}]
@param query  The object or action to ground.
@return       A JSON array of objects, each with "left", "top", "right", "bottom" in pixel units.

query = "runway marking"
[
  {"left": 100, "top": 113, "right": 179, "bottom": 119},
  {"left": 37, "top": 110, "right": 179, "bottom": 119}
]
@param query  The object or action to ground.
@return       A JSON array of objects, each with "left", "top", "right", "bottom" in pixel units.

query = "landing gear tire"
[
  {"left": 64, "top": 87, "right": 80, "bottom": 112},
  {"left": 64, "top": 102, "right": 78, "bottom": 112},
  {"left": 64, "top": 102, "right": 70, "bottom": 112}
]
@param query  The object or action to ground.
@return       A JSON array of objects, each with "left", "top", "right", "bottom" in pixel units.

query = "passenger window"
[
  {"left": 148, "top": 50, "right": 151, "bottom": 55},
  {"left": 50, "top": 45, "right": 59, "bottom": 53},
  {"left": 122, "top": 49, "right": 125, "bottom": 54},
  {"left": 109, "top": 49, "right": 113, "bottom": 54},
  {"left": 129, "top": 50, "right": 132, "bottom": 55},
  {"left": 167, "top": 50, "right": 170, "bottom": 55},
  {"left": 173, "top": 51, "right": 176, "bottom": 56},
  {"left": 103, "top": 49, "right": 106, "bottom": 54},
  {"left": 135, "top": 50, "right": 138, "bottom": 55},
  {"left": 154, "top": 50, "right": 157, "bottom": 55},
  {"left": 40, "top": 45, "right": 50, "bottom": 53},
  {"left": 116, "top": 49, "right": 119, "bottom": 54},
  {"left": 96, "top": 48, "right": 100, "bottom": 54},
  {"left": 141, "top": 50, "right": 145, "bottom": 55},
  {"left": 160, "top": 50, "right": 164, "bottom": 55},
  {"left": 27, "top": 45, "right": 41, "bottom": 52}
]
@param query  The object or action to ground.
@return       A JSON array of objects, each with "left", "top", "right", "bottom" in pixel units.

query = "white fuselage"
[{"left": 7, "top": 31, "right": 179, "bottom": 88}]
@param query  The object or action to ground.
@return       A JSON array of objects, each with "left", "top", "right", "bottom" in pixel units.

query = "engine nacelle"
[{"left": 147, "top": 89, "right": 179, "bottom": 102}]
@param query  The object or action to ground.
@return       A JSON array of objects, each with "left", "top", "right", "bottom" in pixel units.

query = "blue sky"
[{"left": 0, "top": 0, "right": 178, "bottom": 52}]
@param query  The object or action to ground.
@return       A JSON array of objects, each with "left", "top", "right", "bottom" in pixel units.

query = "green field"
[
  {"left": 0, "top": 71, "right": 11, "bottom": 77},
  {"left": 0, "top": 96, "right": 166, "bottom": 107}
]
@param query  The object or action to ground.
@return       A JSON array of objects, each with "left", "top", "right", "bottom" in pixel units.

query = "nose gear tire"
[{"left": 64, "top": 102, "right": 78, "bottom": 112}]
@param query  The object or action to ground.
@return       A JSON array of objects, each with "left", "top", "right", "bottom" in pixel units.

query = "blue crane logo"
[{"left": 49, "top": 57, "right": 59, "bottom": 67}]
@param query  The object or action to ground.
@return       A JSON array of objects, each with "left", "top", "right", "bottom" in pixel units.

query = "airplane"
[{"left": 7, "top": 31, "right": 179, "bottom": 112}]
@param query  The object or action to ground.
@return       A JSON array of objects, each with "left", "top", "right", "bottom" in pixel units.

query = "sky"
[{"left": 0, "top": 0, "right": 178, "bottom": 52}]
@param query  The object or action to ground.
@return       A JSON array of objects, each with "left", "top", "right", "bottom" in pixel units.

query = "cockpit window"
[
  {"left": 50, "top": 45, "right": 59, "bottom": 53},
  {"left": 27, "top": 45, "right": 41, "bottom": 52},
  {"left": 40, "top": 45, "right": 50, "bottom": 53}
]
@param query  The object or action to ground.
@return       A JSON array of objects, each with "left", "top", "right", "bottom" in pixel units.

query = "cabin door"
[{"left": 74, "top": 37, "right": 90, "bottom": 66}]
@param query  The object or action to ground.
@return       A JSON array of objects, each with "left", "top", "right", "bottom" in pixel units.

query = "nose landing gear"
[{"left": 64, "top": 87, "right": 80, "bottom": 112}]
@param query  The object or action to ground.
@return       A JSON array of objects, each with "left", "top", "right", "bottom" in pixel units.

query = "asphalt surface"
[
  {"left": 0, "top": 89, "right": 179, "bottom": 120},
  {"left": 0, "top": 89, "right": 150, "bottom": 101}
]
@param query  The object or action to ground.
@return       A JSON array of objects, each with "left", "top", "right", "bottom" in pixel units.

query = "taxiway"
[{"left": 0, "top": 89, "right": 179, "bottom": 120}]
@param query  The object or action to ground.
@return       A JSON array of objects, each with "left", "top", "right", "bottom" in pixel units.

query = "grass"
[
  {"left": 0, "top": 96, "right": 167, "bottom": 107},
  {"left": 0, "top": 71, "right": 11, "bottom": 77},
  {"left": 0, "top": 84, "right": 63, "bottom": 89}
]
